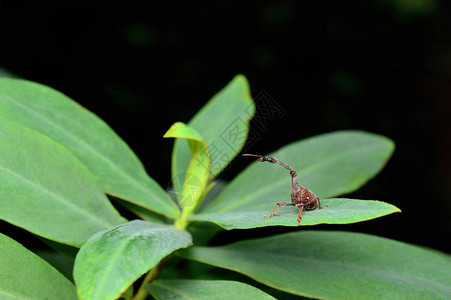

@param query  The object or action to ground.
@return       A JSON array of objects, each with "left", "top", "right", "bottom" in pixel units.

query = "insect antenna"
[{"left": 242, "top": 153, "right": 262, "bottom": 158}]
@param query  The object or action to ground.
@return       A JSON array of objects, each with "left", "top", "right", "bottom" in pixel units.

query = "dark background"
[{"left": 0, "top": 1, "right": 449, "bottom": 253}]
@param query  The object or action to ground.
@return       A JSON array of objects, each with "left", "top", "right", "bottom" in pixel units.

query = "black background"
[{"left": 0, "top": 1, "right": 449, "bottom": 254}]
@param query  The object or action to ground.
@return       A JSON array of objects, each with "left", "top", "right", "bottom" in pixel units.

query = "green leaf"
[
  {"left": 0, "top": 120, "right": 126, "bottom": 247},
  {"left": 39, "top": 237, "right": 80, "bottom": 259},
  {"left": 34, "top": 249, "right": 75, "bottom": 281},
  {"left": 146, "top": 279, "right": 276, "bottom": 300},
  {"left": 189, "top": 198, "right": 400, "bottom": 229},
  {"left": 0, "top": 233, "right": 77, "bottom": 299},
  {"left": 113, "top": 196, "right": 168, "bottom": 224},
  {"left": 197, "top": 178, "right": 228, "bottom": 211},
  {"left": 172, "top": 75, "right": 254, "bottom": 194},
  {"left": 0, "top": 78, "right": 178, "bottom": 218},
  {"left": 196, "top": 131, "right": 395, "bottom": 229},
  {"left": 73, "top": 220, "right": 192, "bottom": 300},
  {"left": 164, "top": 122, "right": 210, "bottom": 209},
  {"left": 178, "top": 231, "right": 451, "bottom": 299}
]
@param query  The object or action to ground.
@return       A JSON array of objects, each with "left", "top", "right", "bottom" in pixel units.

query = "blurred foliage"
[{"left": 382, "top": 0, "right": 438, "bottom": 20}]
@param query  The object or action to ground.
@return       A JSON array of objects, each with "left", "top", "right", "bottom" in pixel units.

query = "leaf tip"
[
  {"left": 383, "top": 136, "right": 396, "bottom": 156},
  {"left": 233, "top": 73, "right": 248, "bottom": 83},
  {"left": 232, "top": 74, "right": 252, "bottom": 97},
  {"left": 163, "top": 122, "right": 186, "bottom": 138}
]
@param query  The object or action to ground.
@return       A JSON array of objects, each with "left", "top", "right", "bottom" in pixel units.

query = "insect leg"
[
  {"left": 265, "top": 202, "right": 291, "bottom": 219},
  {"left": 295, "top": 204, "right": 304, "bottom": 226},
  {"left": 317, "top": 198, "right": 327, "bottom": 209}
]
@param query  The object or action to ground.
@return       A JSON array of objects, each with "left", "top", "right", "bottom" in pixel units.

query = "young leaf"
[
  {"left": 0, "top": 78, "right": 179, "bottom": 218},
  {"left": 188, "top": 198, "right": 400, "bottom": 229},
  {"left": 73, "top": 220, "right": 192, "bottom": 300},
  {"left": 0, "top": 120, "right": 126, "bottom": 247},
  {"left": 178, "top": 231, "right": 451, "bottom": 299},
  {"left": 172, "top": 75, "right": 255, "bottom": 194},
  {"left": 0, "top": 233, "right": 77, "bottom": 299},
  {"left": 199, "top": 131, "right": 395, "bottom": 216},
  {"left": 146, "top": 279, "right": 276, "bottom": 300},
  {"left": 164, "top": 122, "right": 210, "bottom": 210}
]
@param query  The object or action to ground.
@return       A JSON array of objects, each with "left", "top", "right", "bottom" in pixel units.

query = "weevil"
[{"left": 243, "top": 154, "right": 327, "bottom": 225}]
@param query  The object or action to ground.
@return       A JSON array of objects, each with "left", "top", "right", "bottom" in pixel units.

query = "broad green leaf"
[
  {"left": 187, "top": 221, "right": 222, "bottom": 246},
  {"left": 113, "top": 197, "right": 168, "bottom": 224},
  {"left": 34, "top": 249, "right": 75, "bottom": 281},
  {"left": 158, "top": 260, "right": 305, "bottom": 299},
  {"left": 73, "top": 220, "right": 192, "bottom": 300},
  {"left": 164, "top": 122, "right": 210, "bottom": 209},
  {"left": 178, "top": 231, "right": 451, "bottom": 299},
  {"left": 197, "top": 131, "right": 395, "bottom": 229},
  {"left": 189, "top": 198, "right": 400, "bottom": 229},
  {"left": 39, "top": 237, "right": 80, "bottom": 259},
  {"left": 0, "top": 78, "right": 178, "bottom": 218},
  {"left": 0, "top": 120, "right": 126, "bottom": 247},
  {"left": 0, "top": 233, "right": 77, "bottom": 299},
  {"left": 146, "top": 279, "right": 276, "bottom": 300},
  {"left": 158, "top": 258, "right": 216, "bottom": 281},
  {"left": 197, "top": 178, "right": 228, "bottom": 211},
  {"left": 172, "top": 75, "right": 254, "bottom": 195}
]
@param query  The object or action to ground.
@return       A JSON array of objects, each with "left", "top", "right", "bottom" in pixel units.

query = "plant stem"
[
  {"left": 174, "top": 210, "right": 190, "bottom": 229},
  {"left": 133, "top": 266, "right": 159, "bottom": 300},
  {"left": 133, "top": 181, "right": 213, "bottom": 298},
  {"left": 174, "top": 181, "right": 214, "bottom": 230}
]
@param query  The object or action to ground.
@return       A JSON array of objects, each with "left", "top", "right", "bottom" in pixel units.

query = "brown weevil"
[{"left": 243, "top": 154, "right": 327, "bottom": 225}]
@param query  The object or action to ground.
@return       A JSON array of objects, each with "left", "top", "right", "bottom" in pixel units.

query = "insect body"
[{"left": 243, "top": 154, "right": 327, "bottom": 225}]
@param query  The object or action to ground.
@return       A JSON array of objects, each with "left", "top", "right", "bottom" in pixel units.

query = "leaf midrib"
[
  {"left": 188, "top": 249, "right": 450, "bottom": 296},
  {"left": 89, "top": 226, "right": 189, "bottom": 298},
  {"left": 0, "top": 165, "right": 114, "bottom": 228},
  {"left": 0, "top": 289, "right": 22, "bottom": 299},
  {"left": 91, "top": 233, "right": 136, "bottom": 299},
  {"left": 192, "top": 199, "right": 399, "bottom": 217},
  {"left": 241, "top": 249, "right": 451, "bottom": 293},
  {"left": 186, "top": 91, "right": 253, "bottom": 176},
  {"left": 1, "top": 95, "right": 176, "bottom": 215},
  {"left": 149, "top": 282, "right": 194, "bottom": 300}
]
